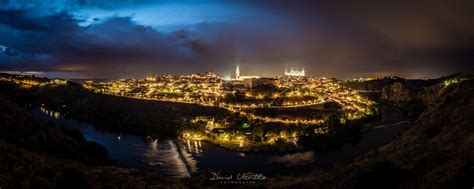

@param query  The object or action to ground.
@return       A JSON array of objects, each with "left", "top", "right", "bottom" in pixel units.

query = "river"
[
  {"left": 33, "top": 107, "right": 410, "bottom": 178},
  {"left": 33, "top": 107, "right": 190, "bottom": 178},
  {"left": 180, "top": 121, "right": 410, "bottom": 175}
]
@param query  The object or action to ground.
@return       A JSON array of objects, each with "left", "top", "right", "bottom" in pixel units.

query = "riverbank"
[
  {"left": 33, "top": 107, "right": 192, "bottom": 179},
  {"left": 0, "top": 93, "right": 183, "bottom": 188},
  {"left": 175, "top": 140, "right": 197, "bottom": 175},
  {"left": 177, "top": 119, "right": 411, "bottom": 177}
]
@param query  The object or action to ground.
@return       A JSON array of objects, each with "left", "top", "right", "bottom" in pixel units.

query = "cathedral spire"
[{"left": 236, "top": 64, "right": 240, "bottom": 79}]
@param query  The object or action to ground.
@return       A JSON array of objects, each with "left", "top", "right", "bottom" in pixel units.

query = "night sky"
[{"left": 0, "top": 0, "right": 473, "bottom": 79}]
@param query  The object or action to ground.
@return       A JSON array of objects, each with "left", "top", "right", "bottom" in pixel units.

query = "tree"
[{"left": 252, "top": 126, "right": 265, "bottom": 142}]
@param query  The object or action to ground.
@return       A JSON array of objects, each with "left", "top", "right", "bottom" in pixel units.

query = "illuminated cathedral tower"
[
  {"left": 233, "top": 64, "right": 259, "bottom": 80},
  {"left": 235, "top": 64, "right": 240, "bottom": 79}
]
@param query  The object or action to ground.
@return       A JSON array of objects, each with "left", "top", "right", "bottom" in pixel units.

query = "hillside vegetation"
[
  {"left": 269, "top": 78, "right": 474, "bottom": 188},
  {"left": 0, "top": 83, "right": 184, "bottom": 188}
]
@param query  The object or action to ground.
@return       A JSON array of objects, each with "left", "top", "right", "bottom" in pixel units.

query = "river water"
[
  {"left": 33, "top": 107, "right": 410, "bottom": 178},
  {"left": 180, "top": 121, "right": 410, "bottom": 175},
  {"left": 33, "top": 108, "right": 190, "bottom": 178}
]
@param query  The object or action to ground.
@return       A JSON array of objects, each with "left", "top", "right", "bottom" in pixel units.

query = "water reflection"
[
  {"left": 39, "top": 107, "right": 61, "bottom": 119},
  {"left": 35, "top": 107, "right": 410, "bottom": 177},
  {"left": 34, "top": 108, "right": 190, "bottom": 178},
  {"left": 149, "top": 139, "right": 158, "bottom": 156},
  {"left": 181, "top": 120, "right": 410, "bottom": 176},
  {"left": 185, "top": 139, "right": 203, "bottom": 154},
  {"left": 269, "top": 152, "right": 315, "bottom": 165}
]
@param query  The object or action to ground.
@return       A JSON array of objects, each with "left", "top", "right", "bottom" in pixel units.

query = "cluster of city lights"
[
  {"left": 84, "top": 73, "right": 374, "bottom": 117},
  {"left": 83, "top": 72, "right": 377, "bottom": 149},
  {"left": 0, "top": 74, "right": 67, "bottom": 88}
]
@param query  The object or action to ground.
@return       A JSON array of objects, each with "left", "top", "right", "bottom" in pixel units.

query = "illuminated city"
[
  {"left": 79, "top": 65, "right": 376, "bottom": 150},
  {"left": 0, "top": 1, "right": 473, "bottom": 188}
]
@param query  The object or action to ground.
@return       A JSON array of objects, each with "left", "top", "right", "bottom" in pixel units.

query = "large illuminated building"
[
  {"left": 285, "top": 67, "right": 305, "bottom": 76},
  {"left": 243, "top": 77, "right": 279, "bottom": 88},
  {"left": 234, "top": 64, "right": 259, "bottom": 80}
]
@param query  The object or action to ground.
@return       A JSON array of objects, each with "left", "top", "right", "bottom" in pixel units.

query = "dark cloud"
[
  {"left": 0, "top": 8, "right": 201, "bottom": 77},
  {"left": 241, "top": 0, "right": 474, "bottom": 77}
]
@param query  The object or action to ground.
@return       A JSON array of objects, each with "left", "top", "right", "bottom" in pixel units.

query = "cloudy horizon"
[{"left": 1, "top": 0, "right": 473, "bottom": 79}]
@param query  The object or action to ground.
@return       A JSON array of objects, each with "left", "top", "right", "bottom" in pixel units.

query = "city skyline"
[{"left": 0, "top": 64, "right": 467, "bottom": 80}]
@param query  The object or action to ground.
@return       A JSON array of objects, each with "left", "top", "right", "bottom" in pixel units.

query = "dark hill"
[
  {"left": 0, "top": 91, "right": 182, "bottom": 188},
  {"left": 270, "top": 78, "right": 474, "bottom": 188}
]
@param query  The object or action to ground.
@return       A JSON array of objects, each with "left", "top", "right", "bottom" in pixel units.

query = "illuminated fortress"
[{"left": 285, "top": 67, "right": 305, "bottom": 76}]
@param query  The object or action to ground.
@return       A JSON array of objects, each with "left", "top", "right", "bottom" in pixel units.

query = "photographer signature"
[{"left": 210, "top": 172, "right": 266, "bottom": 184}]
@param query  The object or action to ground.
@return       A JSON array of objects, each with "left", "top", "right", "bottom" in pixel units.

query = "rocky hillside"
[
  {"left": 343, "top": 76, "right": 438, "bottom": 91},
  {"left": 381, "top": 82, "right": 414, "bottom": 103},
  {"left": 270, "top": 78, "right": 474, "bottom": 188},
  {"left": 381, "top": 73, "right": 474, "bottom": 104}
]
